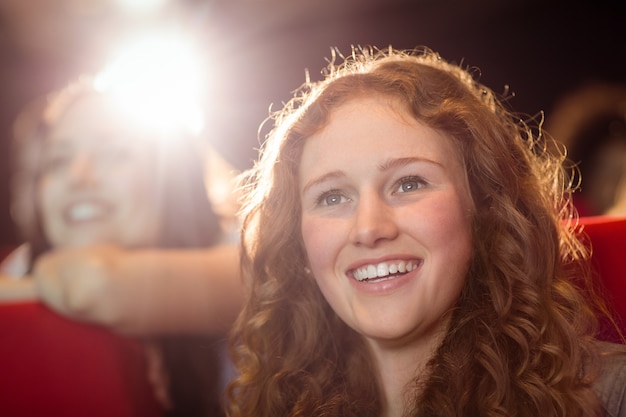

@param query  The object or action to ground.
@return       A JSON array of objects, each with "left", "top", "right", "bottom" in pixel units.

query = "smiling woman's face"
[
  {"left": 37, "top": 94, "right": 162, "bottom": 249},
  {"left": 299, "top": 96, "right": 474, "bottom": 352}
]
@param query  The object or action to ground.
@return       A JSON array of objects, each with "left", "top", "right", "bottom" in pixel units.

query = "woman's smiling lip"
[
  {"left": 62, "top": 198, "right": 115, "bottom": 224},
  {"left": 346, "top": 256, "right": 423, "bottom": 282}
]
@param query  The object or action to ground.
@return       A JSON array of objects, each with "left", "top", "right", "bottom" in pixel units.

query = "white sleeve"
[{"left": 0, "top": 244, "right": 32, "bottom": 278}]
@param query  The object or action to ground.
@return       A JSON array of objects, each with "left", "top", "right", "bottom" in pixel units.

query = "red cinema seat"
[
  {"left": 579, "top": 216, "right": 626, "bottom": 341},
  {"left": 0, "top": 301, "right": 164, "bottom": 417}
]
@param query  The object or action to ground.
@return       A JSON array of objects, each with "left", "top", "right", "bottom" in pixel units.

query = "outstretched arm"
[
  {"left": 32, "top": 243, "right": 243, "bottom": 336},
  {"left": 0, "top": 244, "right": 37, "bottom": 303},
  {"left": 0, "top": 277, "right": 37, "bottom": 303}
]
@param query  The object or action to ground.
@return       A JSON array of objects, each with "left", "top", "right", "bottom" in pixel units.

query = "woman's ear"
[{"left": 302, "top": 254, "right": 315, "bottom": 281}]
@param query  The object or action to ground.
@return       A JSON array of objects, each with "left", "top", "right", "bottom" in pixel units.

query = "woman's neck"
[
  {"left": 366, "top": 323, "right": 448, "bottom": 417},
  {"left": 371, "top": 346, "right": 429, "bottom": 417}
]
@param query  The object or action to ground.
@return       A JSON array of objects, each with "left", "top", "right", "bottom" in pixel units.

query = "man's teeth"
[{"left": 352, "top": 260, "right": 419, "bottom": 281}]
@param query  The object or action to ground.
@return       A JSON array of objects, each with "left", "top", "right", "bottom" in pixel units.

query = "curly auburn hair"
[{"left": 228, "top": 46, "right": 608, "bottom": 417}]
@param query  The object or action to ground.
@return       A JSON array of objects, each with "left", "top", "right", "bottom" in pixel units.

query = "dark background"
[{"left": 1, "top": 0, "right": 625, "bottom": 246}]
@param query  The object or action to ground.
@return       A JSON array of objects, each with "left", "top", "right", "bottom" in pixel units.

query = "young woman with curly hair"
[{"left": 228, "top": 47, "right": 626, "bottom": 417}]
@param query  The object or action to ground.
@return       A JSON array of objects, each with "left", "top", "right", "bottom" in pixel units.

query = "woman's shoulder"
[{"left": 594, "top": 341, "right": 626, "bottom": 417}]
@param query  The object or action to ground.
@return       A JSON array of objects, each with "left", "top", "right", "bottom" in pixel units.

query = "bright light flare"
[
  {"left": 112, "top": 0, "right": 169, "bottom": 15},
  {"left": 94, "top": 32, "right": 205, "bottom": 136}
]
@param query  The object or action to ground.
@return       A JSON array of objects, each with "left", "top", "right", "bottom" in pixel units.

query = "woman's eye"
[
  {"left": 318, "top": 191, "right": 347, "bottom": 206},
  {"left": 100, "top": 146, "right": 133, "bottom": 162},
  {"left": 42, "top": 155, "right": 71, "bottom": 172},
  {"left": 395, "top": 176, "right": 426, "bottom": 193}
]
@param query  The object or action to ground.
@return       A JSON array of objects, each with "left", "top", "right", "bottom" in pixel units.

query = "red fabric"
[
  {"left": 579, "top": 216, "right": 626, "bottom": 338},
  {"left": 0, "top": 302, "right": 163, "bottom": 417}
]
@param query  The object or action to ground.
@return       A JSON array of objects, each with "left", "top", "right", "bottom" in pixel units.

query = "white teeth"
[
  {"left": 352, "top": 260, "right": 420, "bottom": 281},
  {"left": 367, "top": 265, "right": 377, "bottom": 279},
  {"left": 68, "top": 202, "right": 106, "bottom": 221}
]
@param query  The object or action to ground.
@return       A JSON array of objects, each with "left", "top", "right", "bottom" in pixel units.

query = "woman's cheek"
[{"left": 301, "top": 217, "right": 335, "bottom": 275}]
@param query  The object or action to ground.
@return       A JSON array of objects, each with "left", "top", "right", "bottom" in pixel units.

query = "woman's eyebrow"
[
  {"left": 377, "top": 156, "right": 443, "bottom": 171},
  {"left": 302, "top": 157, "right": 445, "bottom": 194},
  {"left": 301, "top": 171, "right": 345, "bottom": 195},
  {"left": 43, "top": 140, "right": 73, "bottom": 153}
]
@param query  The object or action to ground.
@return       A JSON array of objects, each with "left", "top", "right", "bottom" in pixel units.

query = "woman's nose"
[
  {"left": 349, "top": 192, "right": 399, "bottom": 247},
  {"left": 68, "top": 153, "right": 97, "bottom": 187}
]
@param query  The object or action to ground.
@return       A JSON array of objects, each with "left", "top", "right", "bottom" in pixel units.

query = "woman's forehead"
[{"left": 47, "top": 97, "right": 159, "bottom": 146}]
